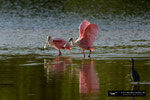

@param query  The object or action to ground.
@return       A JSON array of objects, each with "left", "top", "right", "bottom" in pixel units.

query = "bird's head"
[
  {"left": 68, "top": 38, "right": 73, "bottom": 42},
  {"left": 44, "top": 35, "right": 51, "bottom": 49},
  {"left": 47, "top": 35, "right": 51, "bottom": 42},
  {"left": 131, "top": 58, "right": 134, "bottom": 63},
  {"left": 131, "top": 58, "right": 134, "bottom": 67}
]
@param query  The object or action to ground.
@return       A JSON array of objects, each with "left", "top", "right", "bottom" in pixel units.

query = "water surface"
[
  {"left": 0, "top": 55, "right": 150, "bottom": 100},
  {"left": 0, "top": 1, "right": 150, "bottom": 100}
]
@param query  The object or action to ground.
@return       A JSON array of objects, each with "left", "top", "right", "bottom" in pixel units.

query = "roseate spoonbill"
[
  {"left": 65, "top": 20, "right": 98, "bottom": 58},
  {"left": 44, "top": 35, "right": 72, "bottom": 56},
  {"left": 131, "top": 58, "right": 140, "bottom": 82}
]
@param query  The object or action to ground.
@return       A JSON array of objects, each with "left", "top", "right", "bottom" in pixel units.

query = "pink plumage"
[
  {"left": 50, "top": 38, "right": 72, "bottom": 50},
  {"left": 69, "top": 20, "right": 99, "bottom": 57},
  {"left": 45, "top": 36, "right": 72, "bottom": 56},
  {"left": 77, "top": 20, "right": 98, "bottom": 51},
  {"left": 79, "top": 20, "right": 91, "bottom": 37},
  {"left": 52, "top": 38, "right": 72, "bottom": 50}
]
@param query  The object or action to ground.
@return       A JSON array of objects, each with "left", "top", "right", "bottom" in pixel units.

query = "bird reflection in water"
[
  {"left": 44, "top": 56, "right": 72, "bottom": 80},
  {"left": 79, "top": 59, "right": 99, "bottom": 98},
  {"left": 131, "top": 58, "right": 140, "bottom": 83},
  {"left": 131, "top": 83, "right": 140, "bottom": 100},
  {"left": 130, "top": 58, "right": 140, "bottom": 100}
]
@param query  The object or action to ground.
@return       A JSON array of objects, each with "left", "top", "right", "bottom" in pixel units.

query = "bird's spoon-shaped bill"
[{"left": 44, "top": 44, "right": 47, "bottom": 49}]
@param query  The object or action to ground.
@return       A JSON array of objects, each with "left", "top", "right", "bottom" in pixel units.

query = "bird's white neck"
[
  {"left": 47, "top": 39, "right": 54, "bottom": 45},
  {"left": 70, "top": 39, "right": 79, "bottom": 47}
]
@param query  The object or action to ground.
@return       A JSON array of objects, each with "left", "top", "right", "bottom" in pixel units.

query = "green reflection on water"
[
  {"left": 0, "top": 55, "right": 150, "bottom": 100},
  {"left": 0, "top": 0, "right": 150, "bottom": 17}
]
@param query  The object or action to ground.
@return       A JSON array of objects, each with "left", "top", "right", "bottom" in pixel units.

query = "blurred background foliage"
[{"left": 0, "top": 0, "right": 150, "bottom": 17}]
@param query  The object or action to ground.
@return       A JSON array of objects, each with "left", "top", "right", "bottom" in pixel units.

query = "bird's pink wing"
[
  {"left": 53, "top": 38, "right": 72, "bottom": 50},
  {"left": 81, "top": 24, "right": 98, "bottom": 48},
  {"left": 79, "top": 20, "right": 90, "bottom": 37}
]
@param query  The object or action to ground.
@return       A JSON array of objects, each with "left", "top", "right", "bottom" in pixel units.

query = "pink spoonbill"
[
  {"left": 44, "top": 36, "right": 72, "bottom": 56},
  {"left": 65, "top": 20, "right": 98, "bottom": 58}
]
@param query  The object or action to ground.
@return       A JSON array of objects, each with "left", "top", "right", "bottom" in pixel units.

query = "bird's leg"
[
  {"left": 82, "top": 49, "right": 85, "bottom": 58},
  {"left": 88, "top": 50, "right": 91, "bottom": 58},
  {"left": 59, "top": 49, "right": 62, "bottom": 56}
]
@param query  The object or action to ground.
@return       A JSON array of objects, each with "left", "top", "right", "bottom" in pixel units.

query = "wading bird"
[
  {"left": 130, "top": 58, "right": 140, "bottom": 100},
  {"left": 44, "top": 36, "right": 72, "bottom": 56},
  {"left": 131, "top": 58, "right": 140, "bottom": 82},
  {"left": 65, "top": 20, "right": 98, "bottom": 58}
]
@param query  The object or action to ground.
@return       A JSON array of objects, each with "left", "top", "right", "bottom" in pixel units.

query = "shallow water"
[
  {"left": 0, "top": 55, "right": 150, "bottom": 100},
  {"left": 0, "top": 11, "right": 150, "bottom": 57},
  {"left": 0, "top": 1, "right": 150, "bottom": 100}
]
